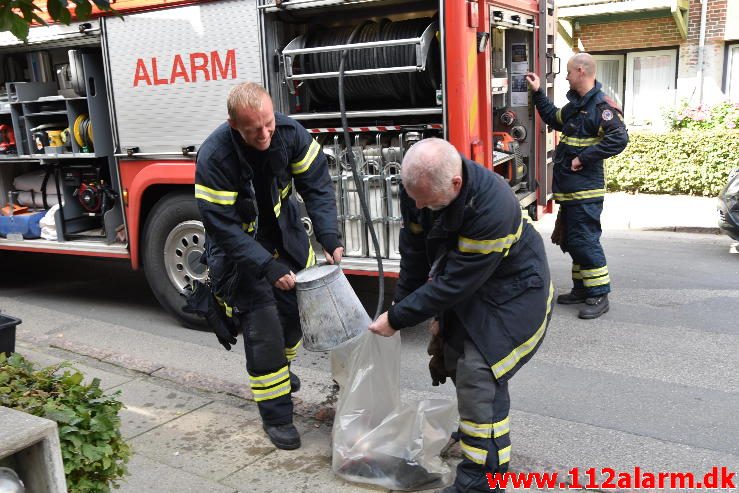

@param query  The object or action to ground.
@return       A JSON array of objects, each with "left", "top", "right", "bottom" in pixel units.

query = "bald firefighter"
[
  {"left": 369, "top": 138, "right": 554, "bottom": 493},
  {"left": 527, "top": 53, "right": 629, "bottom": 319}
]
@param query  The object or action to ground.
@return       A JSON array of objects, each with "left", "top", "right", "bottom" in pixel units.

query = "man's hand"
[
  {"left": 525, "top": 72, "right": 540, "bottom": 92},
  {"left": 571, "top": 157, "right": 583, "bottom": 172},
  {"left": 324, "top": 246, "right": 344, "bottom": 265},
  {"left": 274, "top": 271, "right": 297, "bottom": 290},
  {"left": 368, "top": 312, "right": 397, "bottom": 337},
  {"left": 428, "top": 319, "right": 440, "bottom": 336}
]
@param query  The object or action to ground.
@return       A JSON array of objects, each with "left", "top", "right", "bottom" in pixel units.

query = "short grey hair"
[
  {"left": 401, "top": 138, "right": 462, "bottom": 195},
  {"left": 227, "top": 82, "right": 271, "bottom": 121}
]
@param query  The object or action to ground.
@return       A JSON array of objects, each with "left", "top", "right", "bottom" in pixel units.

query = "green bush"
[
  {"left": 0, "top": 353, "right": 130, "bottom": 493},
  {"left": 606, "top": 130, "right": 739, "bottom": 196}
]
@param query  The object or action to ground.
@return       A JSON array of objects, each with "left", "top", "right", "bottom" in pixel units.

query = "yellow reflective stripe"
[
  {"left": 285, "top": 339, "right": 302, "bottom": 361},
  {"left": 251, "top": 380, "right": 291, "bottom": 402},
  {"left": 553, "top": 189, "right": 606, "bottom": 201},
  {"left": 460, "top": 417, "right": 509, "bottom": 439},
  {"left": 458, "top": 218, "right": 523, "bottom": 255},
  {"left": 291, "top": 140, "right": 321, "bottom": 175},
  {"left": 305, "top": 243, "right": 316, "bottom": 268},
  {"left": 460, "top": 440, "right": 487, "bottom": 465},
  {"left": 493, "top": 417, "right": 510, "bottom": 438},
  {"left": 408, "top": 222, "right": 423, "bottom": 234},
  {"left": 249, "top": 366, "right": 289, "bottom": 388},
  {"left": 195, "top": 184, "right": 237, "bottom": 205},
  {"left": 572, "top": 265, "right": 583, "bottom": 280},
  {"left": 492, "top": 283, "right": 554, "bottom": 379},
  {"left": 498, "top": 445, "right": 511, "bottom": 465},
  {"left": 556, "top": 109, "right": 563, "bottom": 125},
  {"left": 243, "top": 221, "right": 256, "bottom": 233},
  {"left": 584, "top": 275, "right": 610, "bottom": 287},
  {"left": 280, "top": 182, "right": 292, "bottom": 199},
  {"left": 560, "top": 135, "right": 602, "bottom": 147},
  {"left": 460, "top": 420, "right": 492, "bottom": 439},
  {"left": 274, "top": 200, "right": 282, "bottom": 218},
  {"left": 581, "top": 266, "right": 608, "bottom": 278},
  {"left": 213, "top": 294, "right": 234, "bottom": 317}
]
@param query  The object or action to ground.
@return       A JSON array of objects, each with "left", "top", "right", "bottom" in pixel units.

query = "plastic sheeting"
[{"left": 331, "top": 329, "right": 458, "bottom": 491}]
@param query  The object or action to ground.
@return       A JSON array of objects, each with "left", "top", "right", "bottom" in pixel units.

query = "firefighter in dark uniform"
[
  {"left": 195, "top": 82, "right": 343, "bottom": 450},
  {"left": 526, "top": 53, "right": 628, "bottom": 319},
  {"left": 368, "top": 138, "right": 554, "bottom": 493}
]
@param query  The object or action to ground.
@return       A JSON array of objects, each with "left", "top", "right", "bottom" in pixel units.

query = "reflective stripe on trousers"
[{"left": 449, "top": 338, "right": 512, "bottom": 492}]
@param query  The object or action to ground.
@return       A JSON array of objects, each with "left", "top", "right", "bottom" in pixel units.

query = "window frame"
[{"left": 624, "top": 48, "right": 678, "bottom": 127}]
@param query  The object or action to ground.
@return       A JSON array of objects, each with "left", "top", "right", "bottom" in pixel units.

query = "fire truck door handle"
[{"left": 546, "top": 54, "right": 561, "bottom": 76}]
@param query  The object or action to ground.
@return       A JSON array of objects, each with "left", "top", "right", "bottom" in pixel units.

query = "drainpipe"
[{"left": 696, "top": 0, "right": 708, "bottom": 104}]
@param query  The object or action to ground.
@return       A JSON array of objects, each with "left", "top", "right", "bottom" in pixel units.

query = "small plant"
[{"left": 0, "top": 353, "right": 130, "bottom": 493}]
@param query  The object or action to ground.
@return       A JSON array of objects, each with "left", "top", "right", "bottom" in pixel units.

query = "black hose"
[
  {"left": 338, "top": 28, "right": 385, "bottom": 321},
  {"left": 305, "top": 18, "right": 439, "bottom": 108}
]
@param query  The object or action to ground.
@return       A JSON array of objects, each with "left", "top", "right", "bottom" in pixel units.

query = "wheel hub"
[{"left": 163, "top": 220, "right": 207, "bottom": 292}]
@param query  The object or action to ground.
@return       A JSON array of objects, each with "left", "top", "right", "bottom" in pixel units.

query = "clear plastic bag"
[{"left": 331, "top": 330, "right": 458, "bottom": 491}]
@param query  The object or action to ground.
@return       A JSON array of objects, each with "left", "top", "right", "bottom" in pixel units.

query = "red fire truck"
[{"left": 0, "top": 0, "right": 556, "bottom": 326}]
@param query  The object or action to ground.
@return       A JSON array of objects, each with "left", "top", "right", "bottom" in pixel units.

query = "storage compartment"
[
  {"left": 0, "top": 44, "right": 124, "bottom": 246},
  {"left": 490, "top": 7, "right": 537, "bottom": 193},
  {"left": 264, "top": 0, "right": 442, "bottom": 128}
]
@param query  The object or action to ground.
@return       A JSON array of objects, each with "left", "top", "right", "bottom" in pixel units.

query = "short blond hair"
[{"left": 227, "top": 82, "right": 271, "bottom": 121}]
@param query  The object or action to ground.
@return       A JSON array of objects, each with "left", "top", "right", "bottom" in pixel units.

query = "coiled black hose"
[{"left": 303, "top": 17, "right": 440, "bottom": 108}]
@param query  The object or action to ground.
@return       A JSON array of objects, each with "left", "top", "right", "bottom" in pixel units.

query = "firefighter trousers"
[
  {"left": 239, "top": 252, "right": 303, "bottom": 426},
  {"left": 561, "top": 202, "right": 610, "bottom": 297},
  {"left": 445, "top": 338, "right": 510, "bottom": 493}
]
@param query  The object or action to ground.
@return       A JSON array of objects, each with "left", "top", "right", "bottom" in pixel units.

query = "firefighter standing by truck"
[
  {"left": 369, "top": 138, "right": 554, "bottom": 493},
  {"left": 526, "top": 53, "right": 629, "bottom": 320},
  {"left": 195, "top": 82, "right": 343, "bottom": 450}
]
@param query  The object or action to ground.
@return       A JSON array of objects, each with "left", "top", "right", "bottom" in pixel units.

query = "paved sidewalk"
[
  {"left": 535, "top": 192, "right": 722, "bottom": 235},
  {"left": 6, "top": 192, "right": 731, "bottom": 492}
]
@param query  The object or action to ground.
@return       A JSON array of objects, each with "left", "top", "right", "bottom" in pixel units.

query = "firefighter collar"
[{"left": 566, "top": 80, "right": 603, "bottom": 108}]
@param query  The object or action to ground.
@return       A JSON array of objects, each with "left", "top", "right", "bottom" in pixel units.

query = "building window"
[
  {"left": 625, "top": 49, "right": 678, "bottom": 128},
  {"left": 593, "top": 54, "right": 624, "bottom": 108},
  {"left": 728, "top": 44, "right": 739, "bottom": 102}
]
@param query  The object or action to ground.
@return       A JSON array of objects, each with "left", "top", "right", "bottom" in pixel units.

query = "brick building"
[{"left": 555, "top": 0, "right": 738, "bottom": 128}]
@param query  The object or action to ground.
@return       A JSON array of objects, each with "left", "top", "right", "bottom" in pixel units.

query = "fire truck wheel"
[{"left": 143, "top": 191, "right": 208, "bottom": 330}]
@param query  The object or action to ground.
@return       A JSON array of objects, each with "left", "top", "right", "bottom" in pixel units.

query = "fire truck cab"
[{"left": 0, "top": 0, "right": 556, "bottom": 326}]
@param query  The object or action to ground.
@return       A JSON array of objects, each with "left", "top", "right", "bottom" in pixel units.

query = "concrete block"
[{"left": 0, "top": 406, "right": 67, "bottom": 493}]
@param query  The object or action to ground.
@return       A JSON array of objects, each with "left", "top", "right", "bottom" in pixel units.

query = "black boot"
[
  {"left": 263, "top": 423, "right": 301, "bottom": 450},
  {"left": 557, "top": 288, "right": 588, "bottom": 305},
  {"left": 289, "top": 371, "right": 300, "bottom": 393},
  {"left": 578, "top": 294, "right": 609, "bottom": 319}
]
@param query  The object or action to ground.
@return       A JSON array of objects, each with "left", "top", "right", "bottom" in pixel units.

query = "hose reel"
[{"left": 282, "top": 17, "right": 440, "bottom": 109}]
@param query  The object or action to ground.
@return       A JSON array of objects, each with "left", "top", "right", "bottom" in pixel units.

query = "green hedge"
[{"left": 605, "top": 130, "right": 739, "bottom": 196}]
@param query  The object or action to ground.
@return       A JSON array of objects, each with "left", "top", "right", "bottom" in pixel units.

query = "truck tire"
[{"left": 142, "top": 191, "right": 208, "bottom": 329}]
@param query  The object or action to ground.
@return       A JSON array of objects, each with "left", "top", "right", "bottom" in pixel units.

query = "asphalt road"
[{"left": 2, "top": 229, "right": 738, "bottom": 483}]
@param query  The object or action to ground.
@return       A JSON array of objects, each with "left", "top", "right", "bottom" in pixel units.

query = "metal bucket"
[{"left": 296, "top": 264, "right": 370, "bottom": 352}]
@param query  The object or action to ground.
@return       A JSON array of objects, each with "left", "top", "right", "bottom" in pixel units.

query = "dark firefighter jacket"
[
  {"left": 195, "top": 114, "right": 340, "bottom": 291},
  {"left": 532, "top": 81, "right": 628, "bottom": 204},
  {"left": 387, "top": 158, "right": 554, "bottom": 382}
]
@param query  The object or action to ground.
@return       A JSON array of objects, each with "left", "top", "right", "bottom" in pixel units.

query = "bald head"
[
  {"left": 401, "top": 138, "right": 463, "bottom": 210},
  {"left": 571, "top": 53, "right": 596, "bottom": 77}
]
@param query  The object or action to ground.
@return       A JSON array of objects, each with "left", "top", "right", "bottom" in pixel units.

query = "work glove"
[
  {"left": 551, "top": 207, "right": 566, "bottom": 251},
  {"left": 427, "top": 333, "right": 449, "bottom": 386},
  {"left": 182, "top": 281, "right": 239, "bottom": 351}
]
